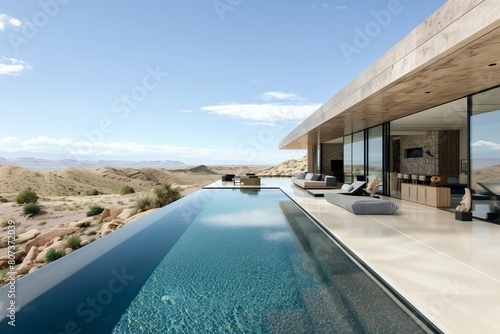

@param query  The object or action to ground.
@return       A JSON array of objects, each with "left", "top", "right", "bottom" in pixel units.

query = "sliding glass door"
[
  {"left": 367, "top": 125, "right": 383, "bottom": 194},
  {"left": 470, "top": 87, "right": 500, "bottom": 222}
]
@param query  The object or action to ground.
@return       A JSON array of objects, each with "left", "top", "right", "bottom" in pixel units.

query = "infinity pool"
[{"left": 0, "top": 188, "right": 435, "bottom": 333}]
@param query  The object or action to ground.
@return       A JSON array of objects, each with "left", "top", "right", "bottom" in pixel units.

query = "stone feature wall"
[
  {"left": 400, "top": 131, "right": 439, "bottom": 175},
  {"left": 322, "top": 143, "right": 343, "bottom": 174}
]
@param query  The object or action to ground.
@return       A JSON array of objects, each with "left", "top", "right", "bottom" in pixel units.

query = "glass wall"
[
  {"left": 388, "top": 98, "right": 468, "bottom": 199},
  {"left": 316, "top": 144, "right": 322, "bottom": 173},
  {"left": 470, "top": 87, "right": 500, "bottom": 222},
  {"left": 368, "top": 126, "right": 383, "bottom": 185},
  {"left": 342, "top": 128, "right": 386, "bottom": 186},
  {"left": 352, "top": 131, "right": 365, "bottom": 181},
  {"left": 343, "top": 135, "right": 352, "bottom": 184},
  {"left": 343, "top": 131, "right": 365, "bottom": 184}
]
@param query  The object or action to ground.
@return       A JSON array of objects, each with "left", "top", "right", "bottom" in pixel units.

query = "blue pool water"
[{"left": 0, "top": 188, "right": 434, "bottom": 333}]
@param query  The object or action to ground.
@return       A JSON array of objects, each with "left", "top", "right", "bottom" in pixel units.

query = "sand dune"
[{"left": 471, "top": 164, "right": 500, "bottom": 190}]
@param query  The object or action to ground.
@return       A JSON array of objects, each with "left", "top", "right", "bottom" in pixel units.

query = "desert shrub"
[
  {"left": 86, "top": 204, "right": 104, "bottom": 217},
  {"left": 38, "top": 221, "right": 47, "bottom": 226},
  {"left": 45, "top": 248, "right": 65, "bottom": 263},
  {"left": 134, "top": 196, "right": 152, "bottom": 212},
  {"left": 23, "top": 203, "right": 41, "bottom": 216},
  {"left": 84, "top": 188, "right": 99, "bottom": 196},
  {"left": 120, "top": 185, "right": 135, "bottom": 195},
  {"left": 15, "top": 187, "right": 39, "bottom": 204},
  {"left": 0, "top": 197, "right": 8, "bottom": 203},
  {"left": 152, "top": 184, "right": 182, "bottom": 208},
  {"left": 65, "top": 234, "right": 82, "bottom": 250},
  {"left": 0, "top": 220, "right": 9, "bottom": 227},
  {"left": 0, "top": 268, "right": 8, "bottom": 280}
]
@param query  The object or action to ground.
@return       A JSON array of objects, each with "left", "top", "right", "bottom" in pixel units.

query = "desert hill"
[
  {"left": 258, "top": 155, "right": 307, "bottom": 176},
  {"left": 0, "top": 155, "right": 308, "bottom": 198},
  {"left": 0, "top": 165, "right": 238, "bottom": 198}
]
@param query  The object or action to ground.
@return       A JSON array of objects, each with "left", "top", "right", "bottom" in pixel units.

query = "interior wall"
[
  {"left": 400, "top": 131, "right": 439, "bottom": 175},
  {"left": 322, "top": 143, "right": 343, "bottom": 174},
  {"left": 399, "top": 130, "right": 461, "bottom": 176}
]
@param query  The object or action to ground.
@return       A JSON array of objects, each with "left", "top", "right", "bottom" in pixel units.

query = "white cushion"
[
  {"left": 341, "top": 184, "right": 354, "bottom": 191},
  {"left": 305, "top": 173, "right": 314, "bottom": 180}
]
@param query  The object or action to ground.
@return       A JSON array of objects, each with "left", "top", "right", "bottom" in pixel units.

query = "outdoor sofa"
[
  {"left": 292, "top": 172, "right": 337, "bottom": 189},
  {"left": 307, "top": 181, "right": 367, "bottom": 197}
]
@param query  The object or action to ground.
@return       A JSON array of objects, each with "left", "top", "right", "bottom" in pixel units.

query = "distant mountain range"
[{"left": 0, "top": 157, "right": 186, "bottom": 170}]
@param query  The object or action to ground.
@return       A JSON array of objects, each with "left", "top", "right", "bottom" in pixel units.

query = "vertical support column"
[{"left": 308, "top": 145, "right": 315, "bottom": 173}]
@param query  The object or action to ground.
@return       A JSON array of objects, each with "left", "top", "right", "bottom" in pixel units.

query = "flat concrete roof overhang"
[{"left": 280, "top": 0, "right": 500, "bottom": 150}]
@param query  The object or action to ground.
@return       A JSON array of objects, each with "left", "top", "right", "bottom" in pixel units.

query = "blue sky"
[{"left": 0, "top": 0, "right": 447, "bottom": 165}]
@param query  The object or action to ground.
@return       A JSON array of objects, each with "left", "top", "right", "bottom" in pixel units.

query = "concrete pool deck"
[{"left": 207, "top": 177, "right": 500, "bottom": 333}]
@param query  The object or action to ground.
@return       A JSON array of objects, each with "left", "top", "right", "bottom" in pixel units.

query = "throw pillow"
[
  {"left": 305, "top": 173, "right": 314, "bottom": 180},
  {"left": 296, "top": 172, "right": 307, "bottom": 179},
  {"left": 311, "top": 174, "right": 322, "bottom": 181},
  {"left": 341, "top": 184, "right": 354, "bottom": 191}
]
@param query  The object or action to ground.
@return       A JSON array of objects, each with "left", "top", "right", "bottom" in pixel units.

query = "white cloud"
[
  {"left": 0, "top": 135, "right": 235, "bottom": 160},
  {"left": 471, "top": 140, "right": 500, "bottom": 150},
  {"left": 0, "top": 135, "right": 187, "bottom": 155},
  {"left": 200, "top": 102, "right": 321, "bottom": 124},
  {"left": 201, "top": 91, "right": 320, "bottom": 124},
  {"left": 0, "top": 135, "right": 305, "bottom": 165},
  {"left": 244, "top": 121, "right": 280, "bottom": 127},
  {"left": 0, "top": 57, "right": 32, "bottom": 75},
  {"left": 0, "top": 14, "right": 22, "bottom": 31},
  {"left": 259, "top": 91, "right": 302, "bottom": 101},
  {"left": 0, "top": 136, "right": 17, "bottom": 144},
  {"left": 310, "top": 4, "right": 346, "bottom": 11},
  {"left": 249, "top": 78, "right": 265, "bottom": 85}
]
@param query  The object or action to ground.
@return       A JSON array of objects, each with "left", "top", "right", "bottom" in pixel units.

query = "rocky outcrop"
[
  {"left": 125, "top": 208, "right": 157, "bottom": 225},
  {"left": 16, "top": 247, "right": 40, "bottom": 275},
  {"left": 99, "top": 221, "right": 122, "bottom": 237},
  {"left": 68, "top": 217, "right": 94, "bottom": 228},
  {"left": 0, "top": 204, "right": 156, "bottom": 284},
  {"left": 116, "top": 208, "right": 133, "bottom": 222},
  {"left": 25, "top": 227, "right": 80, "bottom": 253},
  {"left": 99, "top": 206, "right": 124, "bottom": 223},
  {"left": 34, "top": 240, "right": 67, "bottom": 263},
  {"left": 15, "top": 229, "right": 41, "bottom": 244}
]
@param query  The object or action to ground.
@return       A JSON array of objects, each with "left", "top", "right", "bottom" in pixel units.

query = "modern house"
[{"left": 280, "top": 0, "right": 500, "bottom": 222}]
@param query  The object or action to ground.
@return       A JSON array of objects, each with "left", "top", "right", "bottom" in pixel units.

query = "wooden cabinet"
[{"left": 401, "top": 184, "right": 450, "bottom": 208}]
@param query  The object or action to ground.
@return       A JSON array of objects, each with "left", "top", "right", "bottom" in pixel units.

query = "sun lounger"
[
  {"left": 307, "top": 181, "right": 367, "bottom": 197},
  {"left": 324, "top": 193, "right": 399, "bottom": 215}
]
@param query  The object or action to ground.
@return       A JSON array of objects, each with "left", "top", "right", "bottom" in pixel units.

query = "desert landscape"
[
  {"left": 0, "top": 156, "right": 307, "bottom": 285},
  {"left": 1, "top": 156, "right": 499, "bottom": 285}
]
